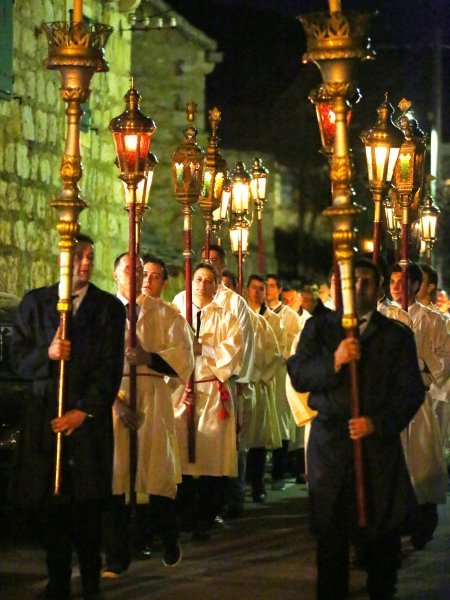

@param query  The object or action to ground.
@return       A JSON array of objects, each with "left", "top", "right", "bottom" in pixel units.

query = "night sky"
[{"left": 168, "top": 0, "right": 450, "bottom": 148}]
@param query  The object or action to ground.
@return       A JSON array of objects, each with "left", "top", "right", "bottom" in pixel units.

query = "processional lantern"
[
  {"left": 171, "top": 102, "right": 205, "bottom": 463},
  {"left": 360, "top": 93, "right": 404, "bottom": 263},
  {"left": 42, "top": 0, "right": 112, "bottom": 495},
  {"left": 230, "top": 161, "right": 252, "bottom": 295},
  {"left": 109, "top": 80, "right": 156, "bottom": 519},
  {"left": 250, "top": 157, "right": 269, "bottom": 272},
  {"left": 199, "top": 107, "right": 227, "bottom": 258}
]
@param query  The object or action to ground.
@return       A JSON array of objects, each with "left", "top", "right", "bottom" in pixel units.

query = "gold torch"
[
  {"left": 299, "top": 0, "right": 375, "bottom": 527},
  {"left": 42, "top": 1, "right": 112, "bottom": 495}
]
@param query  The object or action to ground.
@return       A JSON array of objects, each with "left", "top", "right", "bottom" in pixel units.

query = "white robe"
[
  {"left": 112, "top": 296, "right": 194, "bottom": 500},
  {"left": 401, "top": 302, "right": 449, "bottom": 504},
  {"left": 173, "top": 301, "right": 244, "bottom": 477},
  {"left": 270, "top": 303, "right": 309, "bottom": 442},
  {"left": 173, "top": 283, "right": 255, "bottom": 383},
  {"left": 245, "top": 309, "right": 282, "bottom": 450}
]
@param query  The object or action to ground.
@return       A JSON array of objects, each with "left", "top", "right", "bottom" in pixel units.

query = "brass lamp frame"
[
  {"left": 230, "top": 162, "right": 252, "bottom": 295},
  {"left": 42, "top": 14, "right": 112, "bottom": 495}
]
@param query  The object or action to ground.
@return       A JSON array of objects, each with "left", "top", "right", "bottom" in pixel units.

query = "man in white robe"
[
  {"left": 173, "top": 262, "right": 244, "bottom": 539},
  {"left": 103, "top": 254, "right": 194, "bottom": 575},
  {"left": 390, "top": 262, "right": 449, "bottom": 549},
  {"left": 265, "top": 273, "right": 309, "bottom": 489},
  {"left": 246, "top": 274, "right": 284, "bottom": 501}
]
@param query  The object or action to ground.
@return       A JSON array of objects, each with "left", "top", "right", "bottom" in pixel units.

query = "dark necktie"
[{"left": 196, "top": 310, "right": 202, "bottom": 339}]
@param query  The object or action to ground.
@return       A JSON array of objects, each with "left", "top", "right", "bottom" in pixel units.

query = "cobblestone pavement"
[{"left": 0, "top": 480, "right": 449, "bottom": 599}]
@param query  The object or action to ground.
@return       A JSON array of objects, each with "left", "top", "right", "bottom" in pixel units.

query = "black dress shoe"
[{"left": 252, "top": 492, "right": 266, "bottom": 504}]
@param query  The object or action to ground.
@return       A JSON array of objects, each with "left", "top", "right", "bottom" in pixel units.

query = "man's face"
[
  {"left": 389, "top": 272, "right": 403, "bottom": 304},
  {"left": 265, "top": 277, "right": 281, "bottom": 304},
  {"left": 114, "top": 254, "right": 144, "bottom": 300},
  {"left": 142, "top": 262, "right": 166, "bottom": 298},
  {"left": 72, "top": 242, "right": 94, "bottom": 290},
  {"left": 222, "top": 274, "right": 236, "bottom": 292},
  {"left": 201, "top": 249, "right": 226, "bottom": 275},
  {"left": 416, "top": 272, "right": 431, "bottom": 303},
  {"left": 282, "top": 289, "right": 299, "bottom": 308},
  {"left": 355, "top": 267, "right": 379, "bottom": 316},
  {"left": 300, "top": 290, "right": 314, "bottom": 313},
  {"left": 247, "top": 279, "right": 266, "bottom": 306},
  {"left": 319, "top": 283, "right": 330, "bottom": 302},
  {"left": 193, "top": 268, "right": 217, "bottom": 301}
]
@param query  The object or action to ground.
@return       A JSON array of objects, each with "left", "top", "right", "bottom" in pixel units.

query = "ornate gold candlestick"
[{"left": 42, "top": 9, "right": 112, "bottom": 495}]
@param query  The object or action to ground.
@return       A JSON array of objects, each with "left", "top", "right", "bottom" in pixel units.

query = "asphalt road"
[{"left": 0, "top": 479, "right": 449, "bottom": 599}]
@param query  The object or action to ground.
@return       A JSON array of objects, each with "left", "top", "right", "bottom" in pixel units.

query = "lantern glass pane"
[
  {"left": 386, "top": 147, "right": 400, "bottom": 183},
  {"left": 230, "top": 228, "right": 240, "bottom": 252},
  {"left": 365, "top": 147, "right": 374, "bottom": 181},
  {"left": 232, "top": 182, "right": 249, "bottom": 212},
  {"left": 374, "top": 146, "right": 388, "bottom": 182},
  {"left": 384, "top": 204, "right": 396, "bottom": 232},
  {"left": 220, "top": 188, "right": 230, "bottom": 219},
  {"left": 202, "top": 171, "right": 213, "bottom": 197},
  {"left": 398, "top": 152, "right": 412, "bottom": 182},
  {"left": 258, "top": 177, "right": 267, "bottom": 199},
  {"left": 214, "top": 172, "right": 224, "bottom": 200}
]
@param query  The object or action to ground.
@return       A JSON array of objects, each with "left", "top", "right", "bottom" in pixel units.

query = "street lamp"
[
  {"left": 419, "top": 191, "right": 440, "bottom": 264},
  {"left": 109, "top": 80, "right": 156, "bottom": 517},
  {"left": 250, "top": 157, "right": 269, "bottom": 272},
  {"left": 391, "top": 101, "right": 427, "bottom": 309},
  {"left": 361, "top": 93, "right": 404, "bottom": 264},
  {"left": 199, "top": 107, "right": 227, "bottom": 258},
  {"left": 230, "top": 161, "right": 252, "bottom": 295},
  {"left": 42, "top": 3, "right": 112, "bottom": 495},
  {"left": 171, "top": 102, "right": 205, "bottom": 463}
]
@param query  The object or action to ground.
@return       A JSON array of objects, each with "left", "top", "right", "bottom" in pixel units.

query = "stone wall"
[{"left": 0, "top": 0, "right": 135, "bottom": 297}]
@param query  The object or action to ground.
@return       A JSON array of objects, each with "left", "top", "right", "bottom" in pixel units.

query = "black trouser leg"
[
  {"left": 246, "top": 447, "right": 267, "bottom": 495},
  {"left": 102, "top": 494, "right": 131, "bottom": 571},
  {"left": 272, "top": 440, "right": 289, "bottom": 481},
  {"left": 365, "top": 531, "right": 400, "bottom": 600},
  {"left": 176, "top": 475, "right": 197, "bottom": 532},
  {"left": 70, "top": 500, "right": 103, "bottom": 598},
  {"left": 197, "top": 476, "right": 227, "bottom": 530},
  {"left": 41, "top": 500, "right": 72, "bottom": 599},
  {"left": 148, "top": 494, "right": 179, "bottom": 548}
]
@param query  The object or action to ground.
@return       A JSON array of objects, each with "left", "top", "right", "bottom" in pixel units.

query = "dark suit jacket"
[
  {"left": 10, "top": 283, "right": 125, "bottom": 505},
  {"left": 287, "top": 310, "right": 425, "bottom": 537}
]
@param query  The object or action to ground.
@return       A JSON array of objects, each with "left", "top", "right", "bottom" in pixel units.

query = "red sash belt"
[
  {"left": 193, "top": 377, "right": 231, "bottom": 420},
  {"left": 122, "top": 372, "right": 164, "bottom": 378}
]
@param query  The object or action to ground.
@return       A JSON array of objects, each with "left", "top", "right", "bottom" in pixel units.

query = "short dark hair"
[
  {"left": 354, "top": 257, "right": 381, "bottom": 288},
  {"left": 143, "top": 255, "right": 168, "bottom": 280},
  {"left": 114, "top": 252, "right": 128, "bottom": 271},
  {"left": 247, "top": 274, "right": 265, "bottom": 287},
  {"left": 75, "top": 233, "right": 94, "bottom": 246},
  {"left": 193, "top": 261, "right": 218, "bottom": 283},
  {"left": 419, "top": 263, "right": 438, "bottom": 288},
  {"left": 390, "top": 262, "right": 423, "bottom": 287},
  {"left": 201, "top": 244, "right": 226, "bottom": 262},
  {"left": 222, "top": 269, "right": 237, "bottom": 288},
  {"left": 265, "top": 273, "right": 282, "bottom": 288}
]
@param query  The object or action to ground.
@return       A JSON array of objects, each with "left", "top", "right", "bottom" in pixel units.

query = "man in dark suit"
[
  {"left": 11, "top": 234, "right": 125, "bottom": 600},
  {"left": 287, "top": 258, "right": 424, "bottom": 600}
]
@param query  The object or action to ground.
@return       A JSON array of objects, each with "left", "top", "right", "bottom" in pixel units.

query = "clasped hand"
[
  {"left": 51, "top": 409, "right": 87, "bottom": 436},
  {"left": 48, "top": 325, "right": 71, "bottom": 361},
  {"left": 334, "top": 337, "right": 360, "bottom": 370},
  {"left": 125, "top": 343, "right": 151, "bottom": 366},
  {"left": 348, "top": 416, "right": 374, "bottom": 440}
]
